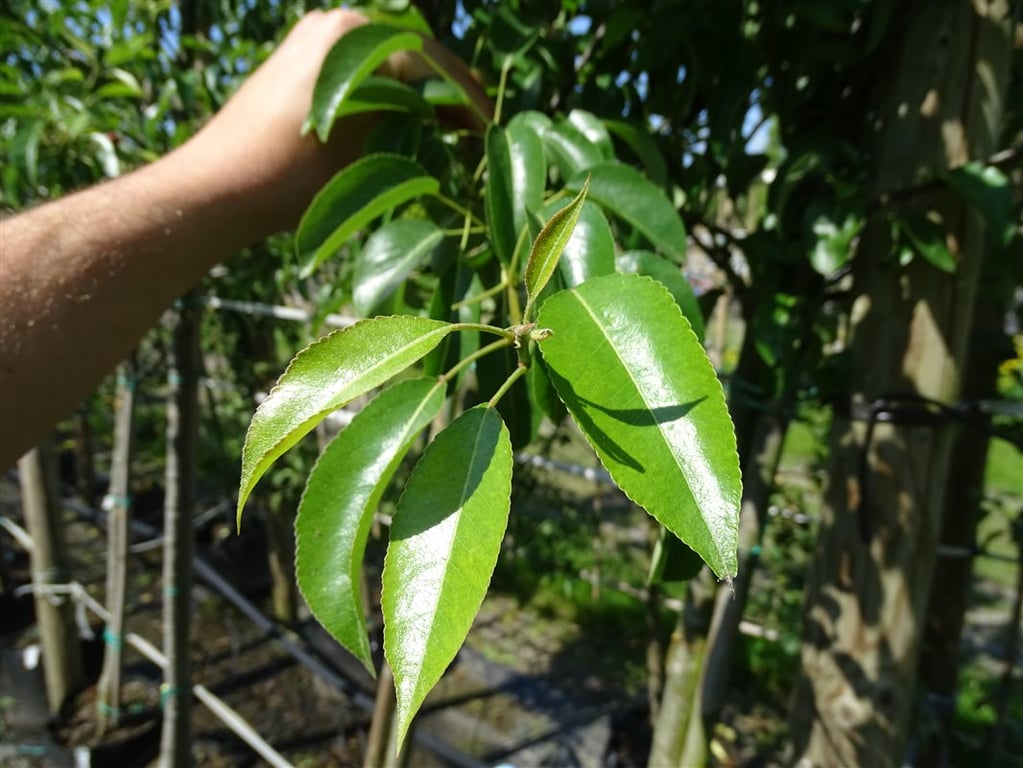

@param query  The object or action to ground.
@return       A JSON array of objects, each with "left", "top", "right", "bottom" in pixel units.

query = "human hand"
[{"left": 179, "top": 8, "right": 491, "bottom": 239}]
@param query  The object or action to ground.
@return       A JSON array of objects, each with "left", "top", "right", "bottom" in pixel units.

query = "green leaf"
[
  {"left": 943, "top": 162, "right": 1016, "bottom": 246},
  {"left": 296, "top": 154, "right": 439, "bottom": 277},
  {"left": 538, "top": 199, "right": 615, "bottom": 288},
  {"left": 354, "top": 218, "right": 444, "bottom": 316},
  {"left": 308, "top": 24, "right": 424, "bottom": 142},
  {"left": 524, "top": 176, "right": 590, "bottom": 317},
  {"left": 508, "top": 110, "right": 552, "bottom": 136},
  {"left": 538, "top": 274, "right": 740, "bottom": 579},
  {"left": 527, "top": 353, "right": 566, "bottom": 428},
  {"left": 506, "top": 119, "right": 547, "bottom": 242},
  {"left": 419, "top": 79, "right": 468, "bottom": 107},
  {"left": 648, "top": 526, "right": 704, "bottom": 584},
  {"left": 238, "top": 316, "right": 455, "bottom": 526},
  {"left": 603, "top": 119, "right": 668, "bottom": 186},
  {"left": 541, "top": 119, "right": 604, "bottom": 178},
  {"left": 485, "top": 124, "right": 518, "bottom": 266},
  {"left": 477, "top": 344, "right": 532, "bottom": 449},
  {"left": 487, "top": 4, "right": 540, "bottom": 63},
  {"left": 383, "top": 405, "right": 513, "bottom": 749},
  {"left": 616, "top": 251, "right": 705, "bottom": 340},
  {"left": 808, "top": 209, "right": 863, "bottom": 277},
  {"left": 568, "top": 164, "right": 687, "bottom": 261},
  {"left": 337, "top": 76, "right": 434, "bottom": 119},
  {"left": 567, "top": 109, "right": 614, "bottom": 160},
  {"left": 296, "top": 378, "right": 445, "bottom": 675},
  {"left": 893, "top": 211, "right": 956, "bottom": 273},
  {"left": 361, "top": 4, "right": 435, "bottom": 35}
]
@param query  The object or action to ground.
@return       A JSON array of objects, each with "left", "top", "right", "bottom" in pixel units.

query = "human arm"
[{"left": 0, "top": 9, "right": 490, "bottom": 470}]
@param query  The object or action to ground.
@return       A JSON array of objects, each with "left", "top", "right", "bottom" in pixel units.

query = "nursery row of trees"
[{"left": 3, "top": 0, "right": 1020, "bottom": 766}]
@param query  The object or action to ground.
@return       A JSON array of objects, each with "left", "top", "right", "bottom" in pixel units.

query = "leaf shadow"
[
  {"left": 547, "top": 366, "right": 705, "bottom": 473},
  {"left": 389, "top": 407, "right": 503, "bottom": 540}
]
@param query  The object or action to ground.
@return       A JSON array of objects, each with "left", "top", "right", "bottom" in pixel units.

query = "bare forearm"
[
  {"left": 0, "top": 7, "right": 489, "bottom": 469},
  {"left": 0, "top": 142, "right": 254, "bottom": 468}
]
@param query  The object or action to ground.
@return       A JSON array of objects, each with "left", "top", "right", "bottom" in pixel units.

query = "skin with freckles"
[{"left": 0, "top": 9, "right": 491, "bottom": 470}]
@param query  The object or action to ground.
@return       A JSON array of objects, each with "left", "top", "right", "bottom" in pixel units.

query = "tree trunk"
[
  {"left": 364, "top": 661, "right": 412, "bottom": 768},
  {"left": 987, "top": 528, "right": 1022, "bottom": 768},
  {"left": 646, "top": 569, "right": 714, "bottom": 768},
  {"left": 97, "top": 357, "right": 138, "bottom": 733},
  {"left": 19, "top": 438, "right": 84, "bottom": 716},
  {"left": 680, "top": 409, "right": 788, "bottom": 763},
  {"left": 160, "top": 297, "right": 201, "bottom": 767},
  {"left": 266, "top": 498, "right": 298, "bottom": 624},
  {"left": 912, "top": 299, "right": 1005, "bottom": 766},
  {"left": 788, "top": 3, "right": 1012, "bottom": 765},
  {"left": 645, "top": 582, "right": 665, "bottom": 725}
]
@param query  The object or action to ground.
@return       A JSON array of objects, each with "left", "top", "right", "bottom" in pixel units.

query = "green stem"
[
  {"left": 507, "top": 275, "right": 523, "bottom": 326},
  {"left": 444, "top": 226, "right": 486, "bottom": 237},
  {"left": 488, "top": 363, "right": 528, "bottom": 408},
  {"left": 493, "top": 58, "right": 513, "bottom": 126},
  {"left": 450, "top": 321, "right": 515, "bottom": 341},
  {"left": 442, "top": 337, "right": 513, "bottom": 383},
  {"left": 452, "top": 275, "right": 509, "bottom": 310},
  {"left": 434, "top": 193, "right": 484, "bottom": 228},
  {"left": 472, "top": 152, "right": 487, "bottom": 186}
]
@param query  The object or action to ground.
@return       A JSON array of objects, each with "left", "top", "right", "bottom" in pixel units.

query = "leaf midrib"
[
  {"left": 568, "top": 288, "right": 726, "bottom": 567},
  {"left": 417, "top": 408, "right": 494, "bottom": 672},
  {"left": 244, "top": 323, "right": 450, "bottom": 503}
]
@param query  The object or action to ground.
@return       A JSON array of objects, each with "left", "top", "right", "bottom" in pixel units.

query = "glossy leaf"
[
  {"left": 362, "top": 4, "right": 434, "bottom": 35},
  {"left": 383, "top": 405, "right": 513, "bottom": 749},
  {"left": 337, "top": 76, "right": 433, "bottom": 119},
  {"left": 541, "top": 119, "right": 604, "bottom": 178},
  {"left": 893, "top": 211, "right": 956, "bottom": 273},
  {"left": 296, "top": 154, "right": 439, "bottom": 277},
  {"left": 296, "top": 378, "right": 445, "bottom": 674},
  {"left": 616, "top": 251, "right": 705, "bottom": 340},
  {"left": 524, "top": 177, "right": 590, "bottom": 317},
  {"left": 569, "top": 164, "right": 687, "bottom": 261},
  {"left": 943, "top": 162, "right": 1015, "bottom": 246},
  {"left": 648, "top": 526, "right": 704, "bottom": 584},
  {"left": 238, "top": 316, "right": 455, "bottom": 526},
  {"left": 506, "top": 119, "right": 547, "bottom": 241},
  {"left": 308, "top": 24, "right": 423, "bottom": 142},
  {"left": 527, "top": 354, "right": 566, "bottom": 428},
  {"left": 485, "top": 124, "right": 518, "bottom": 266},
  {"left": 508, "top": 110, "right": 552, "bottom": 136},
  {"left": 354, "top": 218, "right": 444, "bottom": 316},
  {"left": 567, "top": 109, "right": 614, "bottom": 160},
  {"left": 603, "top": 119, "right": 668, "bottom": 185},
  {"left": 808, "top": 209, "right": 863, "bottom": 277},
  {"left": 420, "top": 79, "right": 469, "bottom": 107},
  {"left": 538, "top": 274, "right": 740, "bottom": 579},
  {"left": 541, "top": 199, "right": 615, "bottom": 288}
]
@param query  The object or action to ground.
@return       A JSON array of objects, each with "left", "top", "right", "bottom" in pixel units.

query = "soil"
[{"left": 0, "top": 471, "right": 646, "bottom": 768}]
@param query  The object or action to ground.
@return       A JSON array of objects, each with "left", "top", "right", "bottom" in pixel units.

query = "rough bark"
[
  {"left": 789, "top": 3, "right": 1012, "bottom": 765},
  {"left": 97, "top": 357, "right": 137, "bottom": 733},
  {"left": 913, "top": 299, "right": 1004, "bottom": 766},
  {"left": 160, "top": 297, "right": 201, "bottom": 767},
  {"left": 19, "top": 438, "right": 84, "bottom": 716}
]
